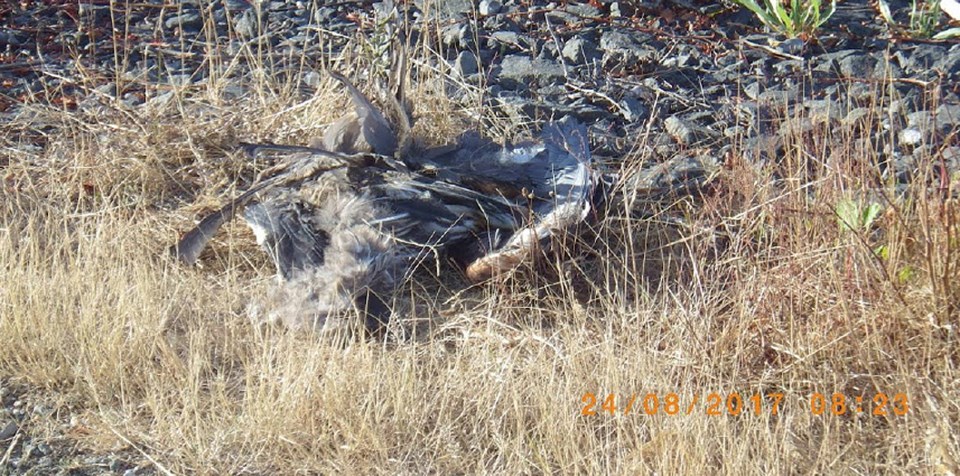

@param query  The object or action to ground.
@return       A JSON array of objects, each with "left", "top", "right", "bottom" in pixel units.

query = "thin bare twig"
[{"left": 108, "top": 426, "right": 176, "bottom": 476}]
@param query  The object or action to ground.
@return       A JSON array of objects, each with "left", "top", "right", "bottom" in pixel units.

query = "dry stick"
[
  {"left": 544, "top": 14, "right": 568, "bottom": 78},
  {"left": 1, "top": 433, "right": 20, "bottom": 468},
  {"left": 738, "top": 38, "right": 804, "bottom": 62},
  {"left": 544, "top": 14, "right": 633, "bottom": 120},
  {"left": 566, "top": 82, "right": 632, "bottom": 119},
  {"left": 107, "top": 426, "right": 176, "bottom": 476}
]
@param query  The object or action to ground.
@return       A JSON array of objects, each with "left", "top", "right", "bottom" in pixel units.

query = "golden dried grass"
[{"left": 0, "top": 18, "right": 958, "bottom": 475}]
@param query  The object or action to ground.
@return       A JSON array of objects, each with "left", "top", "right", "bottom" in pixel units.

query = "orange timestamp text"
[{"left": 581, "top": 392, "right": 909, "bottom": 417}]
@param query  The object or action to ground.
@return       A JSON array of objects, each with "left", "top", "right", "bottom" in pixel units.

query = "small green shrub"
[
  {"left": 732, "top": 0, "right": 836, "bottom": 38},
  {"left": 877, "top": 0, "right": 960, "bottom": 39},
  {"left": 836, "top": 198, "right": 882, "bottom": 234}
]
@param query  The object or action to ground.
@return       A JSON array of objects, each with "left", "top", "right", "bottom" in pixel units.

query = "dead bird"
[
  {"left": 310, "top": 51, "right": 414, "bottom": 157},
  {"left": 171, "top": 73, "right": 605, "bottom": 333},
  {"left": 311, "top": 71, "right": 399, "bottom": 156}
]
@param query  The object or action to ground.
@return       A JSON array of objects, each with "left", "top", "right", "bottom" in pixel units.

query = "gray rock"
[
  {"left": 493, "top": 91, "right": 607, "bottom": 123},
  {"left": 168, "top": 74, "right": 192, "bottom": 86},
  {"left": 906, "top": 110, "right": 933, "bottom": 129},
  {"left": 302, "top": 71, "right": 321, "bottom": 88},
  {"left": 846, "top": 82, "right": 877, "bottom": 102},
  {"left": 894, "top": 44, "right": 952, "bottom": 76},
  {"left": 843, "top": 107, "right": 873, "bottom": 126},
  {"left": 537, "top": 85, "right": 568, "bottom": 96},
  {"left": 481, "top": 12, "right": 519, "bottom": 34},
  {"left": 489, "top": 30, "right": 519, "bottom": 45},
  {"left": 488, "top": 30, "right": 534, "bottom": 52},
  {"left": 664, "top": 116, "right": 694, "bottom": 145},
  {"left": 415, "top": 0, "right": 472, "bottom": 20},
  {"left": 496, "top": 55, "right": 565, "bottom": 89},
  {"left": 724, "top": 125, "right": 745, "bottom": 138},
  {"left": 94, "top": 82, "right": 118, "bottom": 99},
  {"left": 907, "top": 111, "right": 936, "bottom": 133},
  {"left": 165, "top": 11, "right": 203, "bottom": 31},
  {"left": 741, "top": 134, "right": 782, "bottom": 164},
  {"left": 779, "top": 38, "right": 804, "bottom": 55},
  {"left": 742, "top": 82, "right": 762, "bottom": 101},
  {"left": 805, "top": 99, "right": 843, "bottom": 124},
  {"left": 147, "top": 91, "right": 175, "bottom": 108},
  {"left": 733, "top": 101, "right": 761, "bottom": 126},
  {"left": 661, "top": 51, "right": 697, "bottom": 69},
  {"left": 561, "top": 36, "right": 601, "bottom": 64},
  {"left": 372, "top": 1, "right": 396, "bottom": 18},
  {"left": 943, "top": 147, "right": 960, "bottom": 169},
  {"left": 546, "top": 10, "right": 580, "bottom": 25},
  {"left": 479, "top": 0, "right": 502, "bottom": 15},
  {"left": 36, "top": 442, "right": 51, "bottom": 455},
  {"left": 122, "top": 92, "right": 145, "bottom": 107},
  {"left": 937, "top": 46, "right": 960, "bottom": 77},
  {"left": 314, "top": 6, "right": 336, "bottom": 22},
  {"left": 844, "top": 55, "right": 881, "bottom": 79},
  {"left": 780, "top": 117, "right": 814, "bottom": 136},
  {"left": 79, "top": 4, "right": 112, "bottom": 23},
  {"left": 757, "top": 88, "right": 798, "bottom": 108},
  {"left": 441, "top": 21, "right": 473, "bottom": 49},
  {"left": 0, "top": 30, "right": 20, "bottom": 47},
  {"left": 636, "top": 154, "right": 717, "bottom": 188},
  {"left": 537, "top": 41, "right": 560, "bottom": 61},
  {"left": 899, "top": 128, "right": 924, "bottom": 146},
  {"left": 772, "top": 59, "right": 804, "bottom": 76},
  {"left": 620, "top": 97, "right": 648, "bottom": 122},
  {"left": 911, "top": 144, "right": 933, "bottom": 161},
  {"left": 109, "top": 458, "right": 127, "bottom": 472},
  {"left": 455, "top": 51, "right": 479, "bottom": 76},
  {"left": 234, "top": 8, "right": 264, "bottom": 38},
  {"left": 0, "top": 421, "right": 17, "bottom": 439},
  {"left": 936, "top": 104, "right": 960, "bottom": 127},
  {"left": 600, "top": 30, "right": 659, "bottom": 67},
  {"left": 609, "top": 1, "right": 637, "bottom": 17},
  {"left": 566, "top": 2, "right": 602, "bottom": 17}
]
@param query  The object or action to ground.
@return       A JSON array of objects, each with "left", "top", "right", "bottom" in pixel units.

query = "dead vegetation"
[{"left": 1, "top": 24, "right": 959, "bottom": 476}]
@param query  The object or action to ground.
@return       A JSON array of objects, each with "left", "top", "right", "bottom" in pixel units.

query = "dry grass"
[{"left": 2, "top": 14, "right": 960, "bottom": 474}]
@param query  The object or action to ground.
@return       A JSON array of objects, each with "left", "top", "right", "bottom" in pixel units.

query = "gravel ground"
[
  {"left": 1, "top": 379, "right": 153, "bottom": 475},
  {"left": 2, "top": 0, "right": 958, "bottom": 184},
  {"left": 2, "top": 0, "right": 959, "bottom": 473}
]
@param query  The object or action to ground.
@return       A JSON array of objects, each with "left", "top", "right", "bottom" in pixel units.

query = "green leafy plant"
[
  {"left": 877, "top": 0, "right": 960, "bottom": 39},
  {"left": 911, "top": 0, "right": 942, "bottom": 36},
  {"left": 836, "top": 199, "right": 882, "bottom": 234},
  {"left": 836, "top": 198, "right": 886, "bottom": 258},
  {"left": 732, "top": 0, "right": 837, "bottom": 38}
]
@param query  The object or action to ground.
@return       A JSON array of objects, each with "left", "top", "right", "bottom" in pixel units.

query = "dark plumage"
[
  {"left": 314, "top": 72, "right": 400, "bottom": 156},
  {"left": 171, "top": 72, "right": 605, "bottom": 332}
]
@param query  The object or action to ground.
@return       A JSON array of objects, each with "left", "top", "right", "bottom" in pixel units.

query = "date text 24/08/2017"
[{"left": 580, "top": 392, "right": 909, "bottom": 417}]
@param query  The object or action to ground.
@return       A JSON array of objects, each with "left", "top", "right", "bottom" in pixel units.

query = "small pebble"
[
  {"left": 900, "top": 128, "right": 923, "bottom": 146},
  {"left": 0, "top": 421, "right": 18, "bottom": 439},
  {"left": 479, "top": 0, "right": 502, "bottom": 15}
]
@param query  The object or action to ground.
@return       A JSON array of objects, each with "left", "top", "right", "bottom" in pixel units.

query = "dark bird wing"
[
  {"left": 346, "top": 119, "right": 600, "bottom": 281},
  {"left": 324, "top": 72, "right": 398, "bottom": 156},
  {"left": 243, "top": 198, "right": 329, "bottom": 280},
  {"left": 461, "top": 119, "right": 600, "bottom": 280},
  {"left": 170, "top": 147, "right": 379, "bottom": 265},
  {"left": 369, "top": 177, "right": 524, "bottom": 248},
  {"left": 170, "top": 171, "right": 295, "bottom": 265}
]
